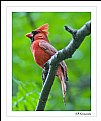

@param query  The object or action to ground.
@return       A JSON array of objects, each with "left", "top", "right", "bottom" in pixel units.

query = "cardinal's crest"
[{"left": 36, "top": 23, "right": 49, "bottom": 35}]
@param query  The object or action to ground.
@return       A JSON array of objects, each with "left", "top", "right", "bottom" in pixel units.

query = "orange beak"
[{"left": 25, "top": 32, "right": 33, "bottom": 39}]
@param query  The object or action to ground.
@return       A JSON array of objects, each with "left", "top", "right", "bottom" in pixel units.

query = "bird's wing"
[
  {"left": 60, "top": 61, "right": 68, "bottom": 81},
  {"left": 39, "top": 40, "right": 57, "bottom": 56}
]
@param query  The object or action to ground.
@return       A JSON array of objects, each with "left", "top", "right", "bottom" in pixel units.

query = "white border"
[
  {"left": 2, "top": 1, "right": 101, "bottom": 121},
  {"left": 6, "top": 6, "right": 96, "bottom": 117}
]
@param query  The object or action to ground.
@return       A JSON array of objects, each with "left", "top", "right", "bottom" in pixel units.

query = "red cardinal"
[{"left": 26, "top": 23, "right": 68, "bottom": 103}]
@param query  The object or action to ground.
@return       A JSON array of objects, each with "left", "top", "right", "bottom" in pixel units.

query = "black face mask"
[{"left": 31, "top": 31, "right": 40, "bottom": 43}]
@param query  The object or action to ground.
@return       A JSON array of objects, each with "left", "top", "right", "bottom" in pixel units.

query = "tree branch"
[
  {"left": 26, "top": 12, "right": 36, "bottom": 29},
  {"left": 35, "top": 20, "right": 91, "bottom": 111}
]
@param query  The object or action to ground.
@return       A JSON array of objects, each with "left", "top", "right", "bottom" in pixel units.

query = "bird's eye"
[{"left": 32, "top": 31, "right": 39, "bottom": 35}]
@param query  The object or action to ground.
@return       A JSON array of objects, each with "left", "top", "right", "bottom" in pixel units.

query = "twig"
[
  {"left": 26, "top": 13, "right": 36, "bottom": 29},
  {"left": 35, "top": 20, "right": 91, "bottom": 111}
]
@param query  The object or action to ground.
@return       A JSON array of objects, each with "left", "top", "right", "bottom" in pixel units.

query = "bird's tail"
[{"left": 57, "top": 64, "right": 68, "bottom": 104}]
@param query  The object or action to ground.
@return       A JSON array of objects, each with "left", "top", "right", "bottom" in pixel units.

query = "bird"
[{"left": 26, "top": 23, "right": 68, "bottom": 103}]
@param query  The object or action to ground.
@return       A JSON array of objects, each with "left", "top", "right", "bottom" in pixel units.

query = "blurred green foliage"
[{"left": 12, "top": 12, "right": 91, "bottom": 111}]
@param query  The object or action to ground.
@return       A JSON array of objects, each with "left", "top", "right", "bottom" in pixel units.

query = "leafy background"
[{"left": 12, "top": 12, "right": 91, "bottom": 111}]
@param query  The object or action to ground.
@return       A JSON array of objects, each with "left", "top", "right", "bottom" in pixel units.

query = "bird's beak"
[{"left": 25, "top": 32, "right": 33, "bottom": 39}]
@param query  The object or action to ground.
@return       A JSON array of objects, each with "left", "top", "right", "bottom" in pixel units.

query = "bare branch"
[
  {"left": 26, "top": 12, "right": 36, "bottom": 29},
  {"left": 35, "top": 20, "right": 91, "bottom": 111}
]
